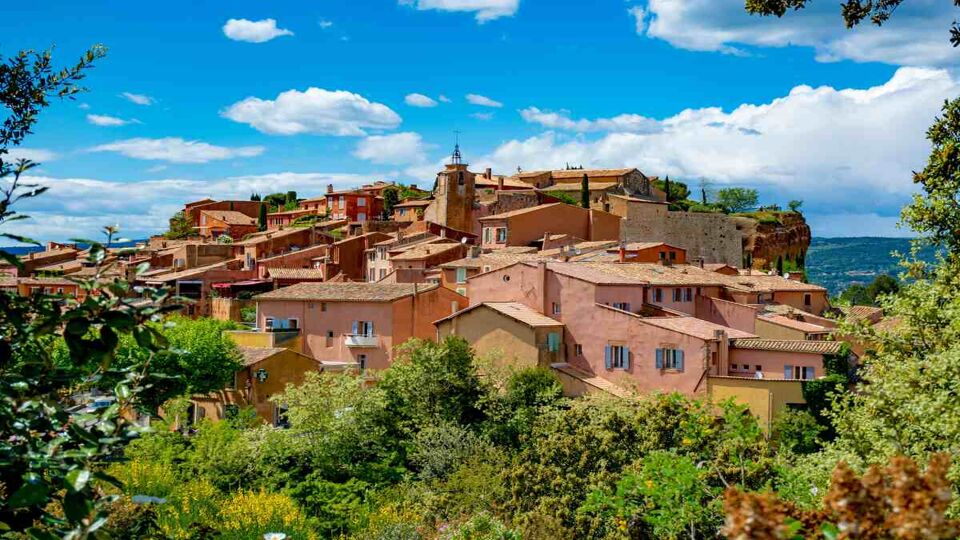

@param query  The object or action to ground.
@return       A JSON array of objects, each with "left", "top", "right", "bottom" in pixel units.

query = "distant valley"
[{"left": 806, "top": 237, "right": 934, "bottom": 296}]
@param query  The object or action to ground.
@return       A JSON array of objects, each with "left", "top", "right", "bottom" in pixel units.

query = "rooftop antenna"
[{"left": 451, "top": 130, "right": 463, "bottom": 165}]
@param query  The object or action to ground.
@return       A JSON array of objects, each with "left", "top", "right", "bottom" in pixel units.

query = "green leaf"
[
  {"left": 8, "top": 481, "right": 48, "bottom": 508},
  {"left": 61, "top": 489, "right": 91, "bottom": 523},
  {"left": 821, "top": 523, "right": 839, "bottom": 540},
  {"left": 65, "top": 318, "right": 90, "bottom": 336},
  {"left": 26, "top": 527, "right": 59, "bottom": 540},
  {"left": 102, "top": 311, "right": 134, "bottom": 330},
  {"left": 65, "top": 469, "right": 90, "bottom": 492}
]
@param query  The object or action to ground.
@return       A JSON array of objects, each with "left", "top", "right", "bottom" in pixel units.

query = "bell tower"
[{"left": 433, "top": 139, "right": 475, "bottom": 232}]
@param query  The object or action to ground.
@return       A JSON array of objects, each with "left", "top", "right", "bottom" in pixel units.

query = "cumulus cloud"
[
  {"left": 405, "top": 93, "right": 439, "bottom": 107},
  {"left": 520, "top": 107, "right": 660, "bottom": 133},
  {"left": 4, "top": 148, "right": 58, "bottom": 163},
  {"left": 5, "top": 172, "right": 372, "bottom": 243},
  {"left": 466, "top": 93, "right": 503, "bottom": 107},
  {"left": 473, "top": 68, "right": 957, "bottom": 235},
  {"left": 86, "top": 114, "right": 137, "bottom": 127},
  {"left": 318, "top": 19, "right": 334, "bottom": 29},
  {"left": 222, "top": 88, "right": 402, "bottom": 136},
  {"left": 632, "top": 0, "right": 958, "bottom": 66},
  {"left": 398, "top": 0, "right": 519, "bottom": 22},
  {"left": 120, "top": 92, "right": 155, "bottom": 106},
  {"left": 90, "top": 137, "right": 264, "bottom": 163},
  {"left": 438, "top": 95, "right": 452, "bottom": 103},
  {"left": 354, "top": 132, "right": 428, "bottom": 165},
  {"left": 223, "top": 18, "right": 294, "bottom": 43}
]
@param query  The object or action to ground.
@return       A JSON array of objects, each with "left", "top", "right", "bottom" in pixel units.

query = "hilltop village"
[{"left": 1, "top": 147, "right": 871, "bottom": 429}]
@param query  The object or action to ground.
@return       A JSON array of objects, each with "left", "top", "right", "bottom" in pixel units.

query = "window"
[
  {"left": 670, "top": 251, "right": 677, "bottom": 261},
  {"left": 327, "top": 330, "right": 334, "bottom": 338},
  {"left": 605, "top": 345, "right": 630, "bottom": 369},
  {"left": 755, "top": 365, "right": 762, "bottom": 371},
  {"left": 456, "top": 287, "right": 467, "bottom": 296},
  {"left": 357, "top": 197, "right": 366, "bottom": 207},
  {"left": 574, "top": 344, "right": 583, "bottom": 356},
  {"left": 547, "top": 332, "right": 560, "bottom": 352},
  {"left": 352, "top": 320, "right": 375, "bottom": 336},
  {"left": 655, "top": 348, "right": 684, "bottom": 371},
  {"left": 684, "top": 288, "right": 693, "bottom": 302},
  {"left": 321, "top": 302, "right": 327, "bottom": 312},
  {"left": 273, "top": 404, "right": 290, "bottom": 428},
  {"left": 379, "top": 269, "right": 386, "bottom": 279},
  {"left": 496, "top": 228, "right": 507, "bottom": 243},
  {"left": 456, "top": 267, "right": 468, "bottom": 284},
  {"left": 653, "top": 288, "right": 663, "bottom": 302},
  {"left": 265, "top": 317, "right": 274, "bottom": 329},
  {"left": 785, "top": 365, "right": 815, "bottom": 380},
  {"left": 804, "top": 293, "right": 812, "bottom": 306},
  {"left": 287, "top": 318, "right": 299, "bottom": 330},
  {"left": 612, "top": 302, "right": 631, "bottom": 312},
  {"left": 483, "top": 265, "right": 491, "bottom": 273},
  {"left": 552, "top": 302, "right": 561, "bottom": 315},
  {"left": 673, "top": 288, "right": 682, "bottom": 302},
  {"left": 457, "top": 171, "right": 465, "bottom": 185},
  {"left": 483, "top": 227, "right": 493, "bottom": 244},
  {"left": 659, "top": 251, "right": 666, "bottom": 261},
  {"left": 357, "top": 212, "right": 366, "bottom": 222},
  {"left": 368, "top": 269, "right": 376, "bottom": 282},
  {"left": 338, "top": 195, "right": 345, "bottom": 207},
  {"left": 358, "top": 354, "right": 367, "bottom": 370}
]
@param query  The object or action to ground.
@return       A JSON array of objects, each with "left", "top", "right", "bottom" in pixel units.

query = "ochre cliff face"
[{"left": 735, "top": 213, "right": 812, "bottom": 270}]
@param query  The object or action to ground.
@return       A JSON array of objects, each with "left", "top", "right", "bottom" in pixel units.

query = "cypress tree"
[
  {"left": 580, "top": 174, "right": 590, "bottom": 209},
  {"left": 258, "top": 203, "right": 268, "bottom": 231},
  {"left": 776, "top": 255, "right": 784, "bottom": 276},
  {"left": 664, "top": 175, "right": 672, "bottom": 202}
]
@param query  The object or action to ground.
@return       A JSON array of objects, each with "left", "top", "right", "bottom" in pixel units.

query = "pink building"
[{"left": 255, "top": 282, "right": 467, "bottom": 370}]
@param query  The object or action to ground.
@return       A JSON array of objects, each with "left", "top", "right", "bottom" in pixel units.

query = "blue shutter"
[
  {"left": 784, "top": 365, "right": 793, "bottom": 379},
  {"left": 655, "top": 348, "right": 664, "bottom": 369},
  {"left": 677, "top": 350, "right": 684, "bottom": 371},
  {"left": 624, "top": 303, "right": 631, "bottom": 312},
  {"left": 352, "top": 321, "right": 359, "bottom": 335},
  {"left": 624, "top": 347, "right": 631, "bottom": 370},
  {"left": 604, "top": 346, "right": 612, "bottom": 369}
]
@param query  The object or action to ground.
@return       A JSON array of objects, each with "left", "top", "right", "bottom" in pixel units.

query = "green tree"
[
  {"left": 788, "top": 199, "right": 803, "bottom": 212},
  {"left": 653, "top": 176, "right": 691, "bottom": 203},
  {"left": 249, "top": 193, "right": 261, "bottom": 201},
  {"left": 580, "top": 173, "right": 590, "bottom": 209},
  {"left": 544, "top": 190, "right": 580, "bottom": 206},
  {"left": 257, "top": 202, "right": 267, "bottom": 231},
  {"left": 745, "top": 0, "right": 960, "bottom": 48},
  {"left": 838, "top": 274, "right": 900, "bottom": 306},
  {"left": 382, "top": 186, "right": 400, "bottom": 220},
  {"left": 716, "top": 187, "right": 759, "bottom": 213},
  {"left": 165, "top": 210, "right": 194, "bottom": 239}
]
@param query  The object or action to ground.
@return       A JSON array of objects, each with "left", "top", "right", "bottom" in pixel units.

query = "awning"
[{"left": 211, "top": 279, "right": 270, "bottom": 289}]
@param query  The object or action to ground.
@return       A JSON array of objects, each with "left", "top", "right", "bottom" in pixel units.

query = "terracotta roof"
[
  {"left": 549, "top": 362, "right": 633, "bottom": 398},
  {"left": 267, "top": 268, "right": 327, "bottom": 280},
  {"left": 842, "top": 305, "right": 884, "bottom": 323},
  {"left": 236, "top": 226, "right": 328, "bottom": 246},
  {"left": 637, "top": 315, "right": 756, "bottom": 340},
  {"left": 704, "top": 263, "right": 737, "bottom": 271},
  {"left": 478, "top": 203, "right": 566, "bottom": 221},
  {"left": 440, "top": 251, "right": 545, "bottom": 270},
  {"left": 394, "top": 199, "right": 433, "bottom": 208},
  {"left": 18, "top": 277, "right": 76, "bottom": 286},
  {"left": 267, "top": 209, "right": 313, "bottom": 217},
  {"left": 18, "top": 247, "right": 79, "bottom": 262},
  {"left": 549, "top": 168, "right": 636, "bottom": 180},
  {"left": 390, "top": 242, "right": 462, "bottom": 261},
  {"left": 200, "top": 210, "right": 256, "bottom": 226},
  {"left": 255, "top": 282, "right": 439, "bottom": 302},
  {"left": 144, "top": 260, "right": 232, "bottom": 283},
  {"left": 540, "top": 181, "right": 619, "bottom": 192},
  {"left": 541, "top": 261, "right": 729, "bottom": 287},
  {"left": 731, "top": 338, "right": 844, "bottom": 355},
  {"left": 759, "top": 314, "right": 831, "bottom": 333},
  {"left": 723, "top": 273, "right": 827, "bottom": 293},
  {"left": 436, "top": 301, "right": 562, "bottom": 327},
  {"left": 475, "top": 176, "right": 535, "bottom": 189},
  {"left": 239, "top": 347, "right": 286, "bottom": 367}
]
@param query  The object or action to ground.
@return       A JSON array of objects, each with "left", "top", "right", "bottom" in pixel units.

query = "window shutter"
[
  {"left": 784, "top": 365, "right": 793, "bottom": 379},
  {"left": 368, "top": 321, "right": 375, "bottom": 336},
  {"left": 805, "top": 367, "right": 815, "bottom": 380},
  {"left": 655, "top": 348, "right": 664, "bottom": 369},
  {"left": 624, "top": 348, "right": 631, "bottom": 370},
  {"left": 352, "top": 321, "right": 359, "bottom": 334},
  {"left": 624, "top": 303, "right": 631, "bottom": 312},
  {"left": 604, "top": 346, "right": 612, "bottom": 370},
  {"left": 677, "top": 350, "right": 684, "bottom": 371}
]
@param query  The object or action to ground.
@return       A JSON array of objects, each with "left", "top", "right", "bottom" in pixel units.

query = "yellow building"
[{"left": 706, "top": 376, "right": 806, "bottom": 432}]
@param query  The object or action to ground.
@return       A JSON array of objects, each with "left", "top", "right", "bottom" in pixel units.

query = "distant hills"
[{"left": 806, "top": 237, "right": 935, "bottom": 296}]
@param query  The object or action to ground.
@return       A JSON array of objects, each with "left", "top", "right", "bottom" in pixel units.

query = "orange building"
[{"left": 478, "top": 203, "right": 621, "bottom": 249}]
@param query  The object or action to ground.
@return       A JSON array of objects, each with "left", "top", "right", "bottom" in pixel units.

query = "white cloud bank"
[
  {"left": 495, "top": 67, "right": 956, "bottom": 235},
  {"left": 91, "top": 138, "right": 264, "bottom": 163},
  {"left": 87, "top": 114, "right": 137, "bottom": 127},
  {"left": 223, "top": 18, "right": 294, "bottom": 43},
  {"left": 354, "top": 132, "right": 428, "bottom": 165},
  {"left": 631, "top": 0, "right": 959, "bottom": 66},
  {"left": 520, "top": 107, "right": 660, "bottom": 133},
  {"left": 399, "top": 0, "right": 519, "bottom": 22},
  {"left": 222, "top": 88, "right": 402, "bottom": 136},
  {"left": 405, "top": 93, "right": 439, "bottom": 107},
  {"left": 120, "top": 92, "right": 155, "bottom": 106},
  {"left": 466, "top": 93, "right": 503, "bottom": 107},
  {"left": 4, "top": 148, "right": 58, "bottom": 163}
]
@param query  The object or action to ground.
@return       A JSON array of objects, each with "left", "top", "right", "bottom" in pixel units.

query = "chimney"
[
  {"left": 538, "top": 261, "right": 548, "bottom": 315},
  {"left": 497, "top": 176, "right": 504, "bottom": 190},
  {"left": 326, "top": 184, "right": 334, "bottom": 194},
  {"left": 485, "top": 167, "right": 492, "bottom": 179},
  {"left": 470, "top": 245, "right": 480, "bottom": 258}
]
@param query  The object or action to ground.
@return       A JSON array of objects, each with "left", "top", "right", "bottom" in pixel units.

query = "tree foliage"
[
  {"left": 716, "top": 187, "right": 760, "bottom": 213},
  {"left": 164, "top": 210, "right": 193, "bottom": 240}
]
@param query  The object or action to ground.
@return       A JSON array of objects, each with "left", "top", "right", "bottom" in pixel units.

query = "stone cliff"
[{"left": 735, "top": 212, "right": 811, "bottom": 270}]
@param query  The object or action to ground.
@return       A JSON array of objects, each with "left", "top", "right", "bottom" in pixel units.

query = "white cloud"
[
  {"left": 399, "top": 0, "right": 519, "bottom": 22},
  {"left": 77, "top": 103, "right": 90, "bottom": 110},
  {"left": 4, "top": 172, "right": 372, "bottom": 243},
  {"left": 319, "top": 19, "right": 334, "bottom": 29},
  {"left": 466, "top": 93, "right": 503, "bottom": 107},
  {"left": 86, "top": 114, "right": 137, "bottom": 127},
  {"left": 473, "top": 68, "right": 958, "bottom": 234},
  {"left": 222, "top": 88, "right": 402, "bottom": 136},
  {"left": 4, "top": 148, "right": 58, "bottom": 163},
  {"left": 90, "top": 137, "right": 265, "bottom": 163},
  {"left": 354, "top": 132, "right": 428, "bottom": 165},
  {"left": 223, "top": 18, "right": 294, "bottom": 43},
  {"left": 471, "top": 112, "right": 494, "bottom": 120},
  {"left": 438, "top": 95, "right": 452, "bottom": 103},
  {"left": 520, "top": 107, "right": 660, "bottom": 133},
  {"left": 405, "top": 93, "right": 439, "bottom": 108},
  {"left": 633, "top": 0, "right": 959, "bottom": 66},
  {"left": 120, "top": 92, "right": 156, "bottom": 106}
]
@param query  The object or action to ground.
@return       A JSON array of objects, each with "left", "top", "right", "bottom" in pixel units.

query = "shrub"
[
  {"left": 156, "top": 480, "right": 222, "bottom": 539},
  {"left": 216, "top": 490, "right": 318, "bottom": 540},
  {"left": 443, "top": 513, "right": 520, "bottom": 540},
  {"left": 771, "top": 409, "right": 824, "bottom": 455},
  {"left": 108, "top": 460, "right": 178, "bottom": 500}
]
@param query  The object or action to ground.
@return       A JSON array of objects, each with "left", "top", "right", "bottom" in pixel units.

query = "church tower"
[{"left": 433, "top": 141, "right": 475, "bottom": 232}]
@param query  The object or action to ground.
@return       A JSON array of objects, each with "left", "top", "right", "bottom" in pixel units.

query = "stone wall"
[{"left": 614, "top": 197, "right": 743, "bottom": 266}]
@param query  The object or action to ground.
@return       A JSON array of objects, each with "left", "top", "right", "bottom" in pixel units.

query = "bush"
[
  {"left": 216, "top": 490, "right": 318, "bottom": 540},
  {"left": 771, "top": 409, "right": 825, "bottom": 455},
  {"left": 688, "top": 203, "right": 724, "bottom": 213},
  {"left": 443, "top": 513, "right": 520, "bottom": 540}
]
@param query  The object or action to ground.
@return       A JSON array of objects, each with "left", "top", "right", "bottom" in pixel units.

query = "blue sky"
[{"left": 3, "top": 0, "right": 959, "bottom": 241}]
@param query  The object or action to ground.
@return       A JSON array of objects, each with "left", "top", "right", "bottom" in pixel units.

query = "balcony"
[{"left": 344, "top": 334, "right": 378, "bottom": 347}]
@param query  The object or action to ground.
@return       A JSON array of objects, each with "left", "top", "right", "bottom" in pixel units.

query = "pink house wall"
[
  {"left": 773, "top": 290, "right": 829, "bottom": 315},
  {"left": 696, "top": 296, "right": 757, "bottom": 334},
  {"left": 728, "top": 349, "right": 824, "bottom": 380}
]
